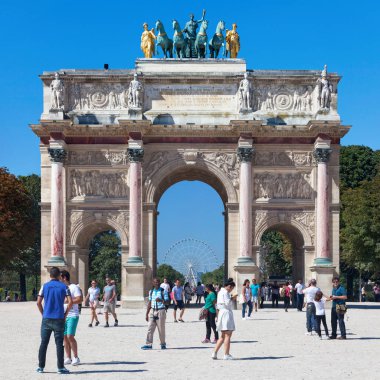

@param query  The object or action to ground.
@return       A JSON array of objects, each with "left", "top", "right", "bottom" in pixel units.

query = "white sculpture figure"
[
  {"left": 238, "top": 72, "right": 252, "bottom": 110},
  {"left": 265, "top": 92, "right": 274, "bottom": 110},
  {"left": 317, "top": 65, "right": 333, "bottom": 110},
  {"left": 302, "top": 86, "right": 313, "bottom": 111},
  {"left": 109, "top": 91, "right": 118, "bottom": 109},
  {"left": 293, "top": 90, "right": 302, "bottom": 111},
  {"left": 128, "top": 73, "right": 143, "bottom": 108},
  {"left": 50, "top": 72, "right": 64, "bottom": 110}
]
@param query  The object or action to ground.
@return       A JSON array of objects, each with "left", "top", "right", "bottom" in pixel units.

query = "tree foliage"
[
  {"left": 89, "top": 231, "right": 121, "bottom": 292},
  {"left": 0, "top": 168, "right": 35, "bottom": 266},
  {"left": 261, "top": 231, "right": 293, "bottom": 277},
  {"left": 341, "top": 174, "right": 380, "bottom": 274},
  {"left": 340, "top": 145, "right": 380, "bottom": 189},
  {"left": 157, "top": 264, "right": 184, "bottom": 283},
  {"left": 201, "top": 264, "right": 225, "bottom": 286}
]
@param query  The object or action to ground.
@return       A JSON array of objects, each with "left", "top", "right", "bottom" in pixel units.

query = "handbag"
[
  {"left": 336, "top": 304, "right": 347, "bottom": 314},
  {"left": 199, "top": 307, "right": 209, "bottom": 321}
]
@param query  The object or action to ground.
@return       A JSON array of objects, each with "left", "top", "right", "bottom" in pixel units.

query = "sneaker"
[
  {"left": 174, "top": 320, "right": 178, "bottom": 323},
  {"left": 88, "top": 323, "right": 92, "bottom": 327},
  {"left": 202, "top": 338, "right": 211, "bottom": 343},
  {"left": 337, "top": 336, "right": 346, "bottom": 340},
  {"left": 179, "top": 319, "right": 185, "bottom": 323},
  {"left": 328, "top": 335, "right": 337, "bottom": 340},
  {"left": 141, "top": 345, "right": 153, "bottom": 350},
  {"left": 57, "top": 367, "right": 70, "bottom": 374},
  {"left": 223, "top": 354, "right": 234, "bottom": 360},
  {"left": 304, "top": 332, "right": 311, "bottom": 336},
  {"left": 104, "top": 322, "right": 109, "bottom": 328},
  {"left": 246, "top": 316, "right": 252, "bottom": 320},
  {"left": 95, "top": 321, "right": 100, "bottom": 326},
  {"left": 160, "top": 343, "right": 167, "bottom": 349},
  {"left": 36, "top": 367, "right": 44, "bottom": 373},
  {"left": 211, "top": 352, "right": 217, "bottom": 360},
  {"left": 114, "top": 320, "right": 118, "bottom": 327},
  {"left": 242, "top": 317, "right": 246, "bottom": 320},
  {"left": 72, "top": 357, "right": 80, "bottom": 366},
  {"left": 211, "top": 339, "right": 218, "bottom": 344},
  {"left": 64, "top": 358, "right": 72, "bottom": 365}
]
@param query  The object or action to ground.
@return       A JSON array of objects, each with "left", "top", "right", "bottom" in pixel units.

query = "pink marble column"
[
  {"left": 48, "top": 148, "right": 67, "bottom": 265},
  {"left": 313, "top": 147, "right": 332, "bottom": 265},
  {"left": 237, "top": 147, "right": 254, "bottom": 264},
  {"left": 127, "top": 148, "right": 144, "bottom": 264}
]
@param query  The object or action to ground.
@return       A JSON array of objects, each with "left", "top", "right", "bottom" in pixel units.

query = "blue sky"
[{"left": 0, "top": 0, "right": 379, "bottom": 261}]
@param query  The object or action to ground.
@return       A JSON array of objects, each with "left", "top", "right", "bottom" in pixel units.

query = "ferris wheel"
[{"left": 160, "top": 238, "right": 221, "bottom": 286}]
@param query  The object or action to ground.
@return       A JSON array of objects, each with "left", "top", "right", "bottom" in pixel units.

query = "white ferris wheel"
[{"left": 160, "top": 238, "right": 221, "bottom": 286}]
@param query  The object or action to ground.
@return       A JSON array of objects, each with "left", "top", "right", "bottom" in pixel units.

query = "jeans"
[
  {"left": 284, "top": 296, "right": 290, "bottom": 310},
  {"left": 316, "top": 315, "right": 329, "bottom": 337},
  {"left": 38, "top": 318, "right": 65, "bottom": 369},
  {"left": 297, "top": 294, "right": 304, "bottom": 311},
  {"left": 206, "top": 311, "right": 219, "bottom": 340},
  {"left": 306, "top": 303, "right": 316, "bottom": 332},
  {"left": 242, "top": 301, "right": 253, "bottom": 317},
  {"left": 331, "top": 307, "right": 346, "bottom": 338},
  {"left": 272, "top": 294, "right": 279, "bottom": 308}
]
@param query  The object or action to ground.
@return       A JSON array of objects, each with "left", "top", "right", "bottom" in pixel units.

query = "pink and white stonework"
[{"left": 32, "top": 60, "right": 350, "bottom": 307}]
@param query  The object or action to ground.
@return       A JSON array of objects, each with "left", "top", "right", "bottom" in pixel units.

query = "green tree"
[
  {"left": 261, "top": 231, "right": 292, "bottom": 277},
  {"left": 341, "top": 174, "right": 380, "bottom": 275},
  {"left": 156, "top": 264, "right": 184, "bottom": 283},
  {"left": 0, "top": 168, "right": 35, "bottom": 267},
  {"left": 201, "top": 264, "right": 225, "bottom": 286},
  {"left": 340, "top": 146, "right": 380, "bottom": 189},
  {"left": 89, "top": 231, "right": 121, "bottom": 294}
]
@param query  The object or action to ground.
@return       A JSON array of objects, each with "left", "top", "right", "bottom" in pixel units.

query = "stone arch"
[{"left": 144, "top": 156, "right": 238, "bottom": 204}]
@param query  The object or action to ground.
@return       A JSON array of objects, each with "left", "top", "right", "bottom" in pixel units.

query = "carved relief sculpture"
[
  {"left": 50, "top": 72, "right": 64, "bottom": 110},
  {"left": 254, "top": 151, "right": 314, "bottom": 167},
  {"left": 141, "top": 23, "right": 156, "bottom": 58},
  {"left": 128, "top": 74, "right": 143, "bottom": 109},
  {"left": 201, "top": 152, "right": 239, "bottom": 187},
  {"left": 317, "top": 65, "right": 333, "bottom": 111},
  {"left": 70, "top": 170, "right": 128, "bottom": 198},
  {"left": 238, "top": 72, "right": 252, "bottom": 111},
  {"left": 254, "top": 172, "right": 312, "bottom": 199}
]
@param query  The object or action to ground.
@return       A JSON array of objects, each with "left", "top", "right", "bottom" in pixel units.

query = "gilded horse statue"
[
  {"left": 156, "top": 20, "right": 173, "bottom": 58},
  {"left": 208, "top": 20, "right": 225, "bottom": 58},
  {"left": 172, "top": 20, "right": 186, "bottom": 58},
  {"left": 195, "top": 20, "right": 208, "bottom": 58}
]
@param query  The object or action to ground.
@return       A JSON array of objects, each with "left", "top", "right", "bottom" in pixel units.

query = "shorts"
[
  {"left": 174, "top": 300, "right": 185, "bottom": 310},
  {"left": 103, "top": 302, "right": 116, "bottom": 313},
  {"left": 64, "top": 317, "right": 79, "bottom": 336},
  {"left": 89, "top": 300, "right": 99, "bottom": 309},
  {"left": 252, "top": 296, "right": 258, "bottom": 303}
]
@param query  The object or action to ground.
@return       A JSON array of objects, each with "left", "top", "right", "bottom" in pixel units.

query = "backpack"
[{"left": 280, "top": 287, "right": 285, "bottom": 297}]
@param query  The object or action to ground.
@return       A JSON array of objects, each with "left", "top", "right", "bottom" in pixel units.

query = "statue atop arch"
[{"left": 182, "top": 9, "right": 206, "bottom": 58}]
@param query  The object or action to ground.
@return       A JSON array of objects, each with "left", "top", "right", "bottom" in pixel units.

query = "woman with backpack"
[{"left": 201, "top": 284, "right": 219, "bottom": 343}]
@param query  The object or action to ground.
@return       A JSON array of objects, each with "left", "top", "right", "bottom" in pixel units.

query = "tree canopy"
[
  {"left": 0, "top": 168, "right": 35, "bottom": 266},
  {"left": 156, "top": 264, "right": 184, "bottom": 284},
  {"left": 201, "top": 264, "right": 225, "bottom": 286}
]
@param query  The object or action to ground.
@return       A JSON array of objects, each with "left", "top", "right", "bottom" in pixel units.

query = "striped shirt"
[{"left": 149, "top": 287, "right": 169, "bottom": 309}]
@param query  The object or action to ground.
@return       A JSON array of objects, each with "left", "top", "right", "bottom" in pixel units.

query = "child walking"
[{"left": 313, "top": 290, "right": 330, "bottom": 339}]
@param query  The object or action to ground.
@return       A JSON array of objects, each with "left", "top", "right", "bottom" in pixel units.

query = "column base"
[
  {"left": 122, "top": 262, "right": 146, "bottom": 308},
  {"left": 233, "top": 261, "right": 260, "bottom": 310},
  {"left": 313, "top": 257, "right": 333, "bottom": 266},
  {"left": 47, "top": 256, "right": 66, "bottom": 266},
  {"left": 309, "top": 263, "right": 336, "bottom": 296},
  {"left": 126, "top": 256, "right": 144, "bottom": 265},
  {"left": 236, "top": 256, "right": 255, "bottom": 265}
]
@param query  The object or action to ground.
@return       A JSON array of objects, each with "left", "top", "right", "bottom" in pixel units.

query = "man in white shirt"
[
  {"left": 160, "top": 278, "right": 171, "bottom": 293},
  {"left": 302, "top": 279, "right": 320, "bottom": 335},
  {"left": 60, "top": 270, "right": 83, "bottom": 366},
  {"left": 294, "top": 279, "right": 305, "bottom": 311}
]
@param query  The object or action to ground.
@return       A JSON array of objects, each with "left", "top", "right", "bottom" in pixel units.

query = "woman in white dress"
[{"left": 212, "top": 278, "right": 237, "bottom": 360}]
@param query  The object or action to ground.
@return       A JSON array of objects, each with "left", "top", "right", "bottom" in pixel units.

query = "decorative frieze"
[
  {"left": 69, "top": 169, "right": 128, "bottom": 198},
  {"left": 67, "top": 150, "right": 129, "bottom": 166},
  {"left": 254, "top": 172, "right": 312, "bottom": 199},
  {"left": 254, "top": 151, "right": 314, "bottom": 166}
]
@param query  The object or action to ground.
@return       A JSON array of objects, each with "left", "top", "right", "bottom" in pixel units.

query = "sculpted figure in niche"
[
  {"left": 225, "top": 23, "right": 240, "bottom": 58},
  {"left": 128, "top": 74, "right": 143, "bottom": 108},
  {"left": 293, "top": 90, "right": 302, "bottom": 111},
  {"left": 317, "top": 65, "right": 333, "bottom": 110},
  {"left": 238, "top": 72, "right": 252, "bottom": 110},
  {"left": 141, "top": 23, "right": 156, "bottom": 58},
  {"left": 109, "top": 91, "right": 119, "bottom": 109},
  {"left": 302, "top": 86, "right": 313, "bottom": 111},
  {"left": 50, "top": 72, "right": 64, "bottom": 110}
]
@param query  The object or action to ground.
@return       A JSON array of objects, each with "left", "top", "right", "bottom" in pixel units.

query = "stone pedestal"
[
  {"left": 122, "top": 263, "right": 147, "bottom": 308},
  {"left": 310, "top": 264, "right": 336, "bottom": 298},
  {"left": 47, "top": 143, "right": 67, "bottom": 265}
]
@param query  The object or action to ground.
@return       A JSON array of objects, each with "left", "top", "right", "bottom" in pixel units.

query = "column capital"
[
  {"left": 237, "top": 147, "right": 255, "bottom": 163},
  {"left": 127, "top": 148, "right": 144, "bottom": 163},
  {"left": 313, "top": 148, "right": 332, "bottom": 163},
  {"left": 48, "top": 148, "right": 67, "bottom": 163}
]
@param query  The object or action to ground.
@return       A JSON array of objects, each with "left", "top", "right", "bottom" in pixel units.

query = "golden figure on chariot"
[
  {"left": 141, "top": 23, "right": 156, "bottom": 58},
  {"left": 225, "top": 23, "right": 240, "bottom": 58}
]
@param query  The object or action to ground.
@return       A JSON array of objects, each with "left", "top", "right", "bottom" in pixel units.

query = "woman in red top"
[{"left": 283, "top": 282, "right": 291, "bottom": 312}]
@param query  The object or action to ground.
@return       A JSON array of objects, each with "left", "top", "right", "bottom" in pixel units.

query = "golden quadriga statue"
[
  {"left": 225, "top": 23, "right": 240, "bottom": 58},
  {"left": 141, "top": 23, "right": 156, "bottom": 58}
]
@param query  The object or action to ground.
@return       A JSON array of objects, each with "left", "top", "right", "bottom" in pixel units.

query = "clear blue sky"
[{"left": 0, "top": 0, "right": 379, "bottom": 261}]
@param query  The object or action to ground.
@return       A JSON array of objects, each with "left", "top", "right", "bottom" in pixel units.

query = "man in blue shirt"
[
  {"left": 329, "top": 277, "right": 347, "bottom": 340},
  {"left": 250, "top": 278, "right": 260, "bottom": 312},
  {"left": 36, "top": 267, "right": 73, "bottom": 374},
  {"left": 141, "top": 278, "right": 169, "bottom": 350}
]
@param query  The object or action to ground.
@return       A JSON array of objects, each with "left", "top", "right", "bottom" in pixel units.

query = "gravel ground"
[{"left": 0, "top": 302, "right": 379, "bottom": 380}]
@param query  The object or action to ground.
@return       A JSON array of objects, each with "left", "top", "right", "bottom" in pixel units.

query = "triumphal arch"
[{"left": 32, "top": 52, "right": 349, "bottom": 306}]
